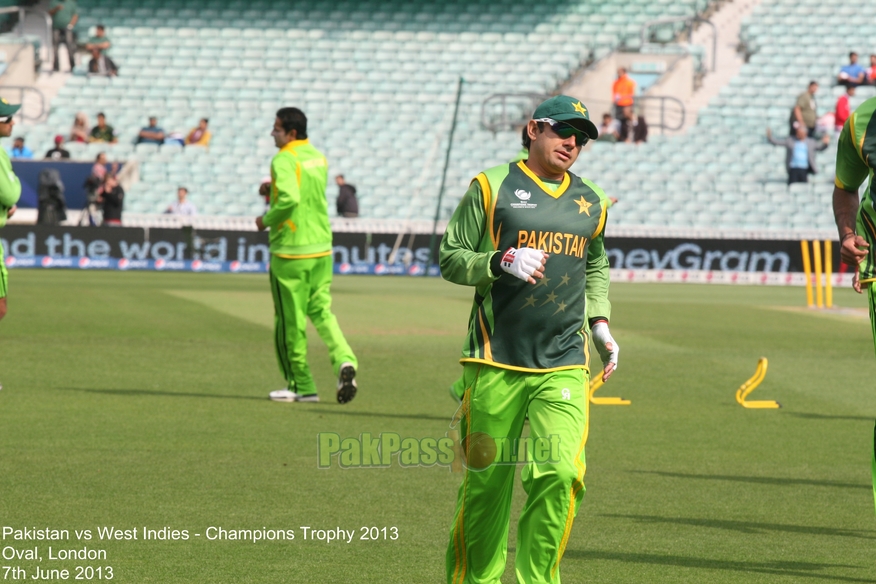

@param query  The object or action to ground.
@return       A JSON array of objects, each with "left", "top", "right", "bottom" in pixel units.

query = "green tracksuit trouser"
[
  {"left": 447, "top": 362, "right": 589, "bottom": 584},
  {"left": 269, "top": 254, "right": 357, "bottom": 396},
  {"left": 0, "top": 244, "right": 7, "bottom": 298},
  {"left": 868, "top": 283, "right": 876, "bottom": 512}
]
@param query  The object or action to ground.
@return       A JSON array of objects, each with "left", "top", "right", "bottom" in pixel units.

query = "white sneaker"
[
  {"left": 337, "top": 362, "right": 357, "bottom": 404},
  {"left": 269, "top": 388, "right": 297, "bottom": 402}
]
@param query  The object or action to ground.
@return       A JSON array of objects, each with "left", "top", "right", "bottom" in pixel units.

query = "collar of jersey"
[
  {"left": 281, "top": 138, "right": 309, "bottom": 154},
  {"left": 516, "top": 161, "right": 570, "bottom": 199}
]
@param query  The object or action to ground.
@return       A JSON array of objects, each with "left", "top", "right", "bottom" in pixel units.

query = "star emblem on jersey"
[
  {"left": 535, "top": 276, "right": 551, "bottom": 288},
  {"left": 553, "top": 300, "right": 568, "bottom": 315},
  {"left": 572, "top": 101, "right": 587, "bottom": 115},
  {"left": 540, "top": 291, "right": 558, "bottom": 306},
  {"left": 575, "top": 196, "right": 592, "bottom": 216},
  {"left": 520, "top": 294, "right": 537, "bottom": 309},
  {"left": 558, "top": 273, "right": 571, "bottom": 287}
]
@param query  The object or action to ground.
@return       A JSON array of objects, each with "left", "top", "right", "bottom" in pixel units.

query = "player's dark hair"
[
  {"left": 96, "top": 24, "right": 105, "bottom": 31},
  {"left": 97, "top": 112, "right": 105, "bottom": 118},
  {"left": 850, "top": 51, "right": 857, "bottom": 59},
  {"left": 276, "top": 107, "right": 307, "bottom": 139},
  {"left": 521, "top": 122, "right": 545, "bottom": 149},
  {"left": 201, "top": 118, "right": 209, "bottom": 124}
]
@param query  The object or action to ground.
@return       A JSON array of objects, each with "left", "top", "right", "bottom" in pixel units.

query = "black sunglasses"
[{"left": 534, "top": 118, "right": 589, "bottom": 146}]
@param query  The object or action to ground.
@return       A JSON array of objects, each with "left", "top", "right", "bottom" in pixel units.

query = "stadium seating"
[
  {"left": 15, "top": 0, "right": 715, "bottom": 220},
  {"left": 567, "top": 0, "right": 876, "bottom": 232}
]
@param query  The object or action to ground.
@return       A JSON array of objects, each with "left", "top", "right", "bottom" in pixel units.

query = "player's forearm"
[
  {"left": 833, "top": 186, "right": 859, "bottom": 238},
  {"left": 439, "top": 248, "right": 500, "bottom": 287},
  {"left": 262, "top": 200, "right": 296, "bottom": 227},
  {"left": 585, "top": 248, "right": 611, "bottom": 323}
]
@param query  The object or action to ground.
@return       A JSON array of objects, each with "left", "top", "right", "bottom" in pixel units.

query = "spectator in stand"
[
  {"left": 89, "top": 112, "right": 117, "bottom": 143},
  {"left": 789, "top": 81, "right": 818, "bottom": 137},
  {"left": 84, "top": 151, "right": 107, "bottom": 198},
  {"left": 612, "top": 67, "right": 636, "bottom": 118},
  {"left": 45, "top": 135, "right": 70, "bottom": 160},
  {"left": 335, "top": 175, "right": 358, "bottom": 218},
  {"left": 165, "top": 186, "right": 197, "bottom": 216},
  {"left": 766, "top": 126, "right": 830, "bottom": 184},
  {"left": 87, "top": 47, "right": 117, "bottom": 77},
  {"left": 838, "top": 52, "right": 866, "bottom": 88},
  {"left": 70, "top": 112, "right": 89, "bottom": 143},
  {"left": 617, "top": 106, "right": 647, "bottom": 144},
  {"left": 185, "top": 118, "right": 211, "bottom": 147},
  {"left": 597, "top": 112, "right": 619, "bottom": 142},
  {"left": 98, "top": 172, "right": 123, "bottom": 226},
  {"left": 137, "top": 116, "right": 165, "bottom": 145},
  {"left": 49, "top": 0, "right": 78, "bottom": 72},
  {"left": 868, "top": 54, "right": 876, "bottom": 85},
  {"left": 84, "top": 24, "right": 111, "bottom": 54},
  {"left": 835, "top": 85, "right": 854, "bottom": 132},
  {"left": 9, "top": 137, "right": 32, "bottom": 159}
]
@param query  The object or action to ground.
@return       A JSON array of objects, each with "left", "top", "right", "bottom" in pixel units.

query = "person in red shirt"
[
  {"left": 611, "top": 67, "right": 636, "bottom": 118},
  {"left": 868, "top": 54, "right": 876, "bottom": 84},
  {"left": 835, "top": 86, "right": 855, "bottom": 132}
]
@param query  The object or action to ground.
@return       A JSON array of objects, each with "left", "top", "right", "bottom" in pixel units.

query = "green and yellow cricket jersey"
[
  {"left": 262, "top": 139, "right": 332, "bottom": 258},
  {"left": 836, "top": 97, "right": 876, "bottom": 283},
  {"left": 0, "top": 147, "right": 21, "bottom": 229},
  {"left": 440, "top": 161, "right": 611, "bottom": 373}
]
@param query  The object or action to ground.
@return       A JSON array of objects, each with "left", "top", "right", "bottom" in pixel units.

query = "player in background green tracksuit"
[
  {"left": 832, "top": 96, "right": 876, "bottom": 512},
  {"left": 256, "top": 107, "right": 358, "bottom": 404},
  {"left": 441, "top": 96, "right": 619, "bottom": 584},
  {"left": 0, "top": 97, "right": 23, "bottom": 324}
]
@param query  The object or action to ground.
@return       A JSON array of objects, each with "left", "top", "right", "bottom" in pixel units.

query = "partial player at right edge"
[{"left": 832, "top": 95, "right": 876, "bottom": 513}]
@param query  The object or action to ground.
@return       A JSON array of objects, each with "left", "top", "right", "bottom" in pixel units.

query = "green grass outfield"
[{"left": 2, "top": 270, "right": 876, "bottom": 583}]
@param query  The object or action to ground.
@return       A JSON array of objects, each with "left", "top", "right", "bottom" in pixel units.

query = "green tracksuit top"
[
  {"left": 440, "top": 161, "right": 612, "bottom": 373},
  {"left": 262, "top": 139, "right": 332, "bottom": 258},
  {"left": 836, "top": 97, "right": 876, "bottom": 284},
  {"left": 0, "top": 147, "right": 21, "bottom": 229}
]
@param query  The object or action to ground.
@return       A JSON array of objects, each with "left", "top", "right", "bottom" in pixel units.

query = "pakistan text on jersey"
[{"left": 517, "top": 231, "right": 588, "bottom": 258}]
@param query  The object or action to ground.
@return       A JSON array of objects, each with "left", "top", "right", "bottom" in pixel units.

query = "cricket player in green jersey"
[
  {"left": 0, "top": 98, "right": 22, "bottom": 323},
  {"left": 256, "top": 107, "right": 358, "bottom": 404},
  {"left": 441, "top": 96, "right": 619, "bottom": 584},
  {"left": 833, "top": 95, "right": 876, "bottom": 512}
]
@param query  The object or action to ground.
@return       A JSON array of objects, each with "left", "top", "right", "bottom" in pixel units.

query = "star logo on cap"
[
  {"left": 572, "top": 101, "right": 587, "bottom": 115},
  {"left": 0, "top": 98, "right": 8, "bottom": 105},
  {"left": 575, "top": 196, "right": 592, "bottom": 216}
]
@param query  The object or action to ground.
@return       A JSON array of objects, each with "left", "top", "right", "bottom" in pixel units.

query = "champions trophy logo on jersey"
[{"left": 511, "top": 189, "right": 537, "bottom": 210}]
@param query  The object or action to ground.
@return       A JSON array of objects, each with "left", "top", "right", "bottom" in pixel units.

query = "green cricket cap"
[
  {"left": 0, "top": 97, "right": 21, "bottom": 117},
  {"left": 532, "top": 95, "right": 599, "bottom": 140}
]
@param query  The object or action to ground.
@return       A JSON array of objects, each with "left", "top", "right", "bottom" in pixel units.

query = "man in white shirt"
[{"left": 165, "top": 186, "right": 197, "bottom": 215}]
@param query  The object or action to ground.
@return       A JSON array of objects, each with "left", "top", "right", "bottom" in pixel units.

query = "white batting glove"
[
  {"left": 500, "top": 247, "right": 546, "bottom": 284},
  {"left": 591, "top": 321, "right": 619, "bottom": 373}
]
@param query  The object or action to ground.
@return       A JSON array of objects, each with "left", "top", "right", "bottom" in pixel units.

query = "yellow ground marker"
[
  {"left": 589, "top": 375, "right": 630, "bottom": 405},
  {"left": 735, "top": 357, "right": 780, "bottom": 409}
]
